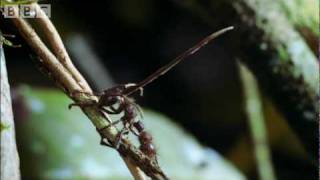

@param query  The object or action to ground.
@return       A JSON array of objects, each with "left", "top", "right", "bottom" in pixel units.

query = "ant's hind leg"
[
  {"left": 129, "top": 125, "right": 140, "bottom": 136},
  {"left": 96, "top": 127, "right": 113, "bottom": 147},
  {"left": 100, "top": 138, "right": 113, "bottom": 148},
  {"left": 114, "top": 128, "right": 129, "bottom": 149}
]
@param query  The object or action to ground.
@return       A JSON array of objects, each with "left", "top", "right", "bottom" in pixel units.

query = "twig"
[
  {"left": 123, "top": 158, "right": 148, "bottom": 180},
  {"left": 32, "top": 3, "right": 91, "bottom": 92},
  {"left": 239, "top": 62, "right": 276, "bottom": 180},
  {"left": 9, "top": 6, "right": 167, "bottom": 180},
  {"left": 10, "top": 11, "right": 81, "bottom": 92}
]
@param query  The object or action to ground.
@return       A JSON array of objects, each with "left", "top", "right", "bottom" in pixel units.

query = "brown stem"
[{"left": 32, "top": 3, "right": 91, "bottom": 92}]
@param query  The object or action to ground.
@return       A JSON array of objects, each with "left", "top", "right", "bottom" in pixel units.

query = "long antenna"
[{"left": 125, "top": 26, "right": 234, "bottom": 96}]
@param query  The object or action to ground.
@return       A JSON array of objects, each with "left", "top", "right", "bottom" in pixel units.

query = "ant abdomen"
[
  {"left": 139, "top": 131, "right": 157, "bottom": 159},
  {"left": 140, "top": 143, "right": 156, "bottom": 158}
]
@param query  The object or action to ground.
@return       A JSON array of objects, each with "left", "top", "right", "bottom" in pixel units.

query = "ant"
[
  {"left": 69, "top": 27, "right": 233, "bottom": 158},
  {"left": 135, "top": 121, "right": 157, "bottom": 161}
]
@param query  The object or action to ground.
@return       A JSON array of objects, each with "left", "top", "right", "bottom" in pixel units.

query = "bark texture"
[{"left": 0, "top": 45, "right": 21, "bottom": 180}]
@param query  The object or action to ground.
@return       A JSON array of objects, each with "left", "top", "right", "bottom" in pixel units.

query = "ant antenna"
[{"left": 125, "top": 26, "right": 234, "bottom": 96}]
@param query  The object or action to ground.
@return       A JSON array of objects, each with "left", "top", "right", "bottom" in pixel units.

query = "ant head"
[
  {"left": 103, "top": 86, "right": 125, "bottom": 96},
  {"left": 104, "top": 95, "right": 122, "bottom": 106},
  {"left": 100, "top": 86, "right": 126, "bottom": 106}
]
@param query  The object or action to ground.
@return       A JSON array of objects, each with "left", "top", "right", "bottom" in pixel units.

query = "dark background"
[{"left": 1, "top": 0, "right": 316, "bottom": 179}]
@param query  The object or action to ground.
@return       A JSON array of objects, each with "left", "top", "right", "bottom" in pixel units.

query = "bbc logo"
[{"left": 1, "top": 4, "right": 51, "bottom": 18}]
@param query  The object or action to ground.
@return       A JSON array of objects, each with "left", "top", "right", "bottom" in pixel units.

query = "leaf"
[
  {"left": 15, "top": 86, "right": 245, "bottom": 179},
  {"left": 0, "top": 0, "right": 38, "bottom": 6}
]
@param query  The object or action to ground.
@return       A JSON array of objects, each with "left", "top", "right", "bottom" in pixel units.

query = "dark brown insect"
[
  {"left": 69, "top": 27, "right": 233, "bottom": 157},
  {"left": 133, "top": 121, "right": 157, "bottom": 161}
]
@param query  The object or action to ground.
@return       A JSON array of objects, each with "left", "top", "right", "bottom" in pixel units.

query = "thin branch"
[
  {"left": 32, "top": 3, "right": 91, "bottom": 92},
  {"left": 9, "top": 6, "right": 167, "bottom": 180},
  {"left": 10, "top": 9, "right": 81, "bottom": 92},
  {"left": 123, "top": 158, "right": 148, "bottom": 180}
]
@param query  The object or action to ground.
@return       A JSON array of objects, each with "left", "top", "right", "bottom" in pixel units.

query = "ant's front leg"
[
  {"left": 100, "top": 106, "right": 123, "bottom": 115},
  {"left": 129, "top": 123, "right": 140, "bottom": 136}
]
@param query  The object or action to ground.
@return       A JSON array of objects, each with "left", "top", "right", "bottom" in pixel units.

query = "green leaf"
[
  {"left": 16, "top": 86, "right": 245, "bottom": 179},
  {"left": 0, "top": 0, "right": 38, "bottom": 6}
]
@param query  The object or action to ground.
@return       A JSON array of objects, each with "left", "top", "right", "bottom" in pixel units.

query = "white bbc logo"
[{"left": 1, "top": 4, "right": 51, "bottom": 18}]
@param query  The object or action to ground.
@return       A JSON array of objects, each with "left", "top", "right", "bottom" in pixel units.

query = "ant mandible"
[{"left": 69, "top": 27, "right": 233, "bottom": 156}]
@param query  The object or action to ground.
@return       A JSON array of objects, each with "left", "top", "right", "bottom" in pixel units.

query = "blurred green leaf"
[
  {"left": 15, "top": 86, "right": 245, "bottom": 179},
  {"left": 0, "top": 0, "right": 37, "bottom": 6}
]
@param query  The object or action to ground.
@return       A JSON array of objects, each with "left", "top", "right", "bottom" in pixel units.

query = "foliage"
[
  {"left": 0, "top": 0, "right": 38, "bottom": 6},
  {"left": 278, "top": 0, "right": 319, "bottom": 36},
  {"left": 15, "top": 86, "right": 245, "bottom": 179}
]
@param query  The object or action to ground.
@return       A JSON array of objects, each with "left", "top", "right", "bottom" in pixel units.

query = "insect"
[{"left": 69, "top": 26, "right": 233, "bottom": 156}]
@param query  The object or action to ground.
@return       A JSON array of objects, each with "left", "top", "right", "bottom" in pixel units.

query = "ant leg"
[
  {"left": 129, "top": 123, "right": 140, "bottom": 136},
  {"left": 106, "top": 119, "right": 122, "bottom": 127},
  {"left": 96, "top": 127, "right": 113, "bottom": 147},
  {"left": 100, "top": 107, "right": 123, "bottom": 114},
  {"left": 98, "top": 111, "right": 113, "bottom": 124},
  {"left": 100, "top": 101, "right": 125, "bottom": 114},
  {"left": 129, "top": 102, "right": 144, "bottom": 119},
  {"left": 110, "top": 106, "right": 124, "bottom": 114},
  {"left": 114, "top": 128, "right": 129, "bottom": 149},
  {"left": 100, "top": 138, "right": 113, "bottom": 147}
]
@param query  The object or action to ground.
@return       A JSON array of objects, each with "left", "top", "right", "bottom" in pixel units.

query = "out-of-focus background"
[{"left": 1, "top": 0, "right": 318, "bottom": 179}]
